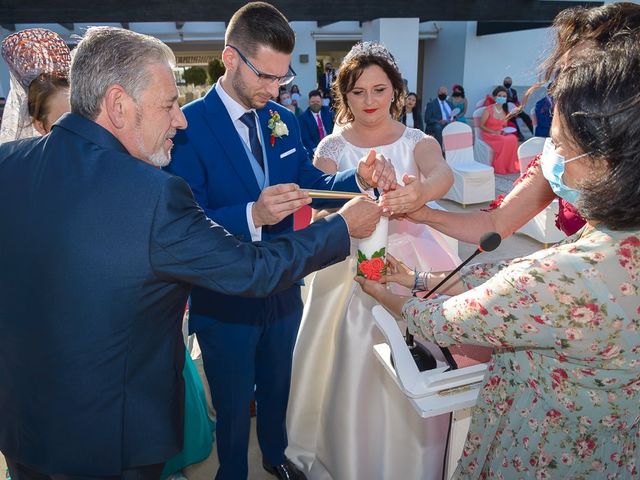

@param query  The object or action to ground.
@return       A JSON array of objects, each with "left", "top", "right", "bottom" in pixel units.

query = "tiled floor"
[{"left": 1, "top": 173, "right": 549, "bottom": 479}]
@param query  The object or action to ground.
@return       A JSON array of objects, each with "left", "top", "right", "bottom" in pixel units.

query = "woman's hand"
[
  {"left": 380, "top": 254, "right": 415, "bottom": 289},
  {"left": 356, "top": 149, "right": 398, "bottom": 192},
  {"left": 354, "top": 275, "right": 409, "bottom": 317},
  {"left": 379, "top": 174, "right": 427, "bottom": 215}
]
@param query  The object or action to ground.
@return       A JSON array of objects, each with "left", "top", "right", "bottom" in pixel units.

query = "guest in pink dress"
[{"left": 479, "top": 86, "right": 519, "bottom": 174}]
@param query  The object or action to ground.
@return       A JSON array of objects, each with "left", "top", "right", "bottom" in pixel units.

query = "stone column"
[
  {"left": 362, "top": 18, "right": 420, "bottom": 92},
  {"left": 290, "top": 21, "right": 318, "bottom": 110}
]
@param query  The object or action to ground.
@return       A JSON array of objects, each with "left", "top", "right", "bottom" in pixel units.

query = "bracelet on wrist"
[
  {"left": 411, "top": 268, "right": 419, "bottom": 295},
  {"left": 356, "top": 172, "right": 373, "bottom": 190},
  {"left": 411, "top": 268, "right": 432, "bottom": 294}
]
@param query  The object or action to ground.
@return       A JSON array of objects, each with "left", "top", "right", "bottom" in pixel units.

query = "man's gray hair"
[{"left": 70, "top": 26, "right": 175, "bottom": 120}]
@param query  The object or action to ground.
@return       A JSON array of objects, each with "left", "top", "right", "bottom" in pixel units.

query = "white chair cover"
[
  {"left": 472, "top": 107, "right": 493, "bottom": 166},
  {"left": 442, "top": 121, "right": 495, "bottom": 206},
  {"left": 517, "top": 136, "right": 545, "bottom": 175},
  {"left": 516, "top": 138, "right": 566, "bottom": 245}
]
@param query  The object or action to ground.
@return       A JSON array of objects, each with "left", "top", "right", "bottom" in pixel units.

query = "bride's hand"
[
  {"left": 379, "top": 174, "right": 426, "bottom": 215},
  {"left": 380, "top": 254, "right": 415, "bottom": 289}
]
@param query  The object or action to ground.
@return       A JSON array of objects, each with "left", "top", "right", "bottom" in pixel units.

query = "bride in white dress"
[{"left": 287, "top": 42, "right": 461, "bottom": 480}]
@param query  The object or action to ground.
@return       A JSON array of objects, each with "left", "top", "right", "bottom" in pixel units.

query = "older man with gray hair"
[{"left": 0, "top": 26, "right": 382, "bottom": 479}]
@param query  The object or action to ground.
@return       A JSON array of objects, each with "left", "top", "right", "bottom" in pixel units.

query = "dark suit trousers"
[
  {"left": 6, "top": 459, "right": 164, "bottom": 480},
  {"left": 195, "top": 285, "right": 303, "bottom": 480},
  {"left": 516, "top": 111, "right": 534, "bottom": 135},
  {"left": 428, "top": 123, "right": 446, "bottom": 148}
]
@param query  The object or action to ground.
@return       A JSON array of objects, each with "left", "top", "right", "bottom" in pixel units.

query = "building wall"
[
  {"left": 418, "top": 21, "right": 553, "bottom": 116},
  {"left": 363, "top": 18, "right": 420, "bottom": 93},
  {"left": 421, "top": 21, "right": 467, "bottom": 105},
  {"left": 462, "top": 22, "right": 553, "bottom": 112},
  {"left": 290, "top": 21, "right": 317, "bottom": 110}
]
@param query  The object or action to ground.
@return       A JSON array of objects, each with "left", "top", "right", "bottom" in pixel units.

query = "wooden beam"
[
  {"left": 121, "top": 22, "right": 130, "bottom": 30},
  {"left": 1, "top": 24, "right": 16, "bottom": 32},
  {"left": 59, "top": 22, "right": 74, "bottom": 31},
  {"left": 0, "top": 0, "right": 603, "bottom": 24},
  {"left": 477, "top": 21, "right": 551, "bottom": 36},
  {"left": 175, "top": 21, "right": 185, "bottom": 30}
]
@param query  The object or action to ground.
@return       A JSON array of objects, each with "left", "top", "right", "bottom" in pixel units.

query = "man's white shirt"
[{"left": 215, "top": 82, "right": 263, "bottom": 241}]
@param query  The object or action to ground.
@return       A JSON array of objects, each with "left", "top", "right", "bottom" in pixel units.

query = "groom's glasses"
[{"left": 227, "top": 44, "right": 296, "bottom": 86}]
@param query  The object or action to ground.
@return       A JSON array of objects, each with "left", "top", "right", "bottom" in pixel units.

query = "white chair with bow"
[
  {"left": 471, "top": 107, "right": 493, "bottom": 166},
  {"left": 516, "top": 137, "right": 566, "bottom": 246},
  {"left": 442, "top": 121, "right": 495, "bottom": 207}
]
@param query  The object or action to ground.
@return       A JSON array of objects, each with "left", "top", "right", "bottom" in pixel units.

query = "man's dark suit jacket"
[
  {"left": 0, "top": 113, "right": 350, "bottom": 475},
  {"left": 318, "top": 71, "right": 335, "bottom": 95},
  {"left": 506, "top": 86, "right": 520, "bottom": 106},
  {"left": 298, "top": 106, "right": 334, "bottom": 160},
  {"left": 424, "top": 97, "right": 454, "bottom": 131}
]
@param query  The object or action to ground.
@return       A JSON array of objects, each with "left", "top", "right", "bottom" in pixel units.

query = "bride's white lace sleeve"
[
  {"left": 314, "top": 135, "right": 347, "bottom": 168},
  {"left": 405, "top": 127, "right": 427, "bottom": 149}
]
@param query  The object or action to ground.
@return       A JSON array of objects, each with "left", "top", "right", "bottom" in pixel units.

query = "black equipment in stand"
[{"left": 405, "top": 232, "right": 502, "bottom": 372}]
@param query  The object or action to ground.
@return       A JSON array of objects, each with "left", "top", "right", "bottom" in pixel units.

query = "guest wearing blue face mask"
[
  {"left": 358, "top": 8, "right": 640, "bottom": 476},
  {"left": 540, "top": 136, "right": 591, "bottom": 205},
  {"left": 478, "top": 86, "right": 520, "bottom": 173},
  {"left": 278, "top": 90, "right": 302, "bottom": 116}
]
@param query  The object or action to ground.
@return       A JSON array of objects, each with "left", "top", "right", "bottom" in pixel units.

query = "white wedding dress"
[{"left": 287, "top": 127, "right": 461, "bottom": 480}]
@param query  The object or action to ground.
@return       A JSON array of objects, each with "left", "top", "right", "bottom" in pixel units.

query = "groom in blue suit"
[{"left": 167, "top": 4, "right": 396, "bottom": 480}]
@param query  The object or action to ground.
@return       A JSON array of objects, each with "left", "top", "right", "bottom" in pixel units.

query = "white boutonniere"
[{"left": 267, "top": 110, "right": 289, "bottom": 146}]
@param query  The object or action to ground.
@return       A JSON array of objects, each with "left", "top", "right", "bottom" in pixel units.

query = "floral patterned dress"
[{"left": 403, "top": 224, "right": 640, "bottom": 479}]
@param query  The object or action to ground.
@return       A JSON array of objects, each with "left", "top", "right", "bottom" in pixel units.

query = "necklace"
[{"left": 494, "top": 105, "right": 503, "bottom": 115}]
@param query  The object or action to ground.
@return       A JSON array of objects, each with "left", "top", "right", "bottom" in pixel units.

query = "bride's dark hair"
[{"left": 332, "top": 42, "right": 405, "bottom": 125}]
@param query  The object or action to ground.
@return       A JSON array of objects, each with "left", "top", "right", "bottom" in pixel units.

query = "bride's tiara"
[{"left": 342, "top": 41, "right": 399, "bottom": 72}]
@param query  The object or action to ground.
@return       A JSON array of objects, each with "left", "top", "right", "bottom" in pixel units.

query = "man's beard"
[
  {"left": 231, "top": 69, "right": 269, "bottom": 110},
  {"left": 135, "top": 109, "right": 173, "bottom": 168},
  {"left": 148, "top": 147, "right": 172, "bottom": 168},
  {"left": 134, "top": 133, "right": 172, "bottom": 168}
]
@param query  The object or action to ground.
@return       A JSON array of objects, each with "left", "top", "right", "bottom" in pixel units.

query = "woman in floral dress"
[{"left": 357, "top": 7, "right": 640, "bottom": 478}]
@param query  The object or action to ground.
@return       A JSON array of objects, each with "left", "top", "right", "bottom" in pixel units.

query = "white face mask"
[{"left": 540, "top": 137, "right": 590, "bottom": 204}]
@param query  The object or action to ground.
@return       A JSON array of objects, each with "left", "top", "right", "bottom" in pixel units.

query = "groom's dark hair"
[{"left": 225, "top": 2, "right": 295, "bottom": 56}]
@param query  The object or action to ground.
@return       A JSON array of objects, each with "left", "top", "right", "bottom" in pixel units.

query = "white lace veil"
[
  {"left": 0, "top": 71, "right": 39, "bottom": 143},
  {"left": 0, "top": 28, "right": 70, "bottom": 145}
]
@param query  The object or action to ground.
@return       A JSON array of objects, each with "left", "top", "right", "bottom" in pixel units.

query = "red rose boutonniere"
[{"left": 267, "top": 110, "right": 289, "bottom": 146}]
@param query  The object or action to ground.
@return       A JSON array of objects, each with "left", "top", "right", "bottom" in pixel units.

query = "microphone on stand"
[{"left": 405, "top": 232, "right": 502, "bottom": 372}]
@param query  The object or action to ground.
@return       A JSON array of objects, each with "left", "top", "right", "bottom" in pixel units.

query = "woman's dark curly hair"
[
  {"left": 518, "top": 3, "right": 640, "bottom": 125},
  {"left": 332, "top": 42, "right": 405, "bottom": 125},
  {"left": 550, "top": 11, "right": 640, "bottom": 229}
]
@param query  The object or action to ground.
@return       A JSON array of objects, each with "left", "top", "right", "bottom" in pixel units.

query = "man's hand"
[
  {"left": 252, "top": 183, "right": 311, "bottom": 228},
  {"left": 337, "top": 196, "right": 382, "bottom": 239},
  {"left": 379, "top": 174, "right": 426, "bottom": 215},
  {"left": 356, "top": 149, "right": 397, "bottom": 192}
]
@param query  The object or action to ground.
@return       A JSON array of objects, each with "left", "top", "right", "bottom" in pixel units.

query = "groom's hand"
[
  {"left": 356, "top": 149, "right": 397, "bottom": 192},
  {"left": 252, "top": 183, "right": 311, "bottom": 228},
  {"left": 337, "top": 196, "right": 382, "bottom": 238}
]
